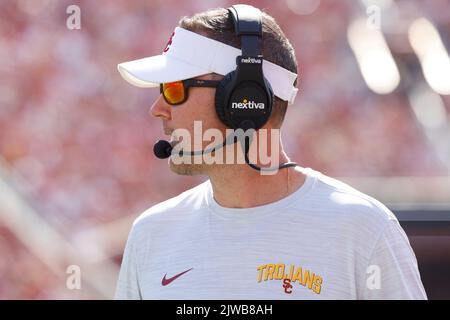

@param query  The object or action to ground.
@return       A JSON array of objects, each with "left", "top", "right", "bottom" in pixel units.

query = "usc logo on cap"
[{"left": 163, "top": 31, "right": 175, "bottom": 53}]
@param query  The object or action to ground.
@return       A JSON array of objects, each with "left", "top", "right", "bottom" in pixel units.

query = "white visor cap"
[{"left": 118, "top": 27, "right": 299, "bottom": 105}]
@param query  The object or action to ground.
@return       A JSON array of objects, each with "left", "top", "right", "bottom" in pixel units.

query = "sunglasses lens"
[{"left": 162, "top": 81, "right": 185, "bottom": 104}]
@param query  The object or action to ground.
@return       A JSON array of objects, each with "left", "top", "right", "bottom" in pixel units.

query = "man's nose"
[{"left": 149, "top": 95, "right": 171, "bottom": 120}]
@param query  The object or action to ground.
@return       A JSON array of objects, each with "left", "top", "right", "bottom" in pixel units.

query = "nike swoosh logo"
[{"left": 161, "top": 268, "right": 193, "bottom": 286}]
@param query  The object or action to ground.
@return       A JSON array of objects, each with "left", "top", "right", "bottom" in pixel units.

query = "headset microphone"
[
  {"left": 153, "top": 140, "right": 173, "bottom": 159},
  {"left": 153, "top": 133, "right": 237, "bottom": 159},
  {"left": 153, "top": 131, "right": 297, "bottom": 172}
]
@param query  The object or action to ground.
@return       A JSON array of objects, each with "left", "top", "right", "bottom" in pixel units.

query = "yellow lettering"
[
  {"left": 292, "top": 266, "right": 302, "bottom": 283},
  {"left": 312, "top": 274, "right": 323, "bottom": 294},
  {"left": 301, "top": 270, "right": 314, "bottom": 289},
  {"left": 257, "top": 265, "right": 267, "bottom": 283},
  {"left": 274, "top": 264, "right": 285, "bottom": 280},
  {"left": 287, "top": 265, "right": 295, "bottom": 280},
  {"left": 265, "top": 264, "right": 276, "bottom": 281}
]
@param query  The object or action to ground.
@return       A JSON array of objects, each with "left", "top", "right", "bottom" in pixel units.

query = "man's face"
[{"left": 150, "top": 74, "right": 226, "bottom": 175}]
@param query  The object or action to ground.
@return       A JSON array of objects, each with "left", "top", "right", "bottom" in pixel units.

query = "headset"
[{"left": 215, "top": 4, "right": 273, "bottom": 131}]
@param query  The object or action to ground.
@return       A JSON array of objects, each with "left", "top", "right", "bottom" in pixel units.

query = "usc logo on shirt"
[{"left": 257, "top": 263, "right": 323, "bottom": 295}]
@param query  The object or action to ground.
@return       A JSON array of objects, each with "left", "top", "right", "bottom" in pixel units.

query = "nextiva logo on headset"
[
  {"left": 240, "top": 57, "right": 262, "bottom": 64},
  {"left": 214, "top": 4, "right": 274, "bottom": 131},
  {"left": 231, "top": 99, "right": 265, "bottom": 109}
]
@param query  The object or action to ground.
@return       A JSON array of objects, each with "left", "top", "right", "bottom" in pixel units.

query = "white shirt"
[{"left": 115, "top": 167, "right": 427, "bottom": 300}]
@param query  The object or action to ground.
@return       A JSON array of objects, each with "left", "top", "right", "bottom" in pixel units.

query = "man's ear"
[{"left": 267, "top": 99, "right": 287, "bottom": 129}]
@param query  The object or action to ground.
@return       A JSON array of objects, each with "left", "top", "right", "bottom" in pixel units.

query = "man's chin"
[{"left": 169, "top": 159, "right": 205, "bottom": 176}]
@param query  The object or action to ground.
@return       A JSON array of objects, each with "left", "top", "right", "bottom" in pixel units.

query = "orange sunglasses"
[{"left": 160, "top": 79, "right": 220, "bottom": 105}]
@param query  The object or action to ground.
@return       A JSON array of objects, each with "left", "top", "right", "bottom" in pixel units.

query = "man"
[{"left": 115, "top": 5, "right": 427, "bottom": 299}]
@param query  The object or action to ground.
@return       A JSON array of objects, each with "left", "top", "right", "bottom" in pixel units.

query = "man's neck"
[{"left": 207, "top": 155, "right": 307, "bottom": 209}]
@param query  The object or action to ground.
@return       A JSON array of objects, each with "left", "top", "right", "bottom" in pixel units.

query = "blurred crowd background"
[{"left": 0, "top": 0, "right": 449, "bottom": 299}]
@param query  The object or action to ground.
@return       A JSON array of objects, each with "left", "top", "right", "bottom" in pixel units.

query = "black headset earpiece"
[
  {"left": 214, "top": 71, "right": 237, "bottom": 129},
  {"left": 214, "top": 4, "right": 274, "bottom": 131}
]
